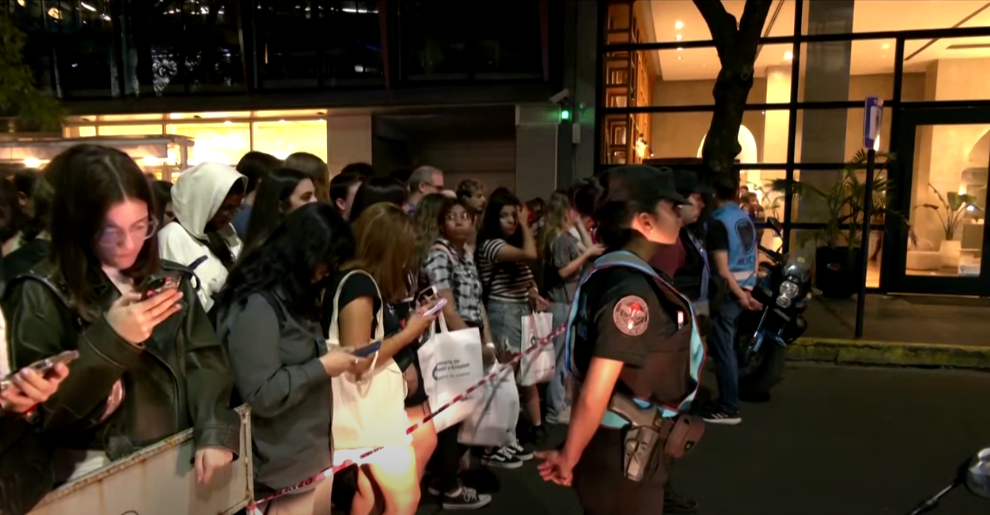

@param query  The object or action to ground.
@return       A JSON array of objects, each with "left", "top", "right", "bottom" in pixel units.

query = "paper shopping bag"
[
  {"left": 517, "top": 312, "right": 555, "bottom": 386},
  {"left": 459, "top": 362, "right": 520, "bottom": 448},
  {"left": 419, "top": 313, "right": 485, "bottom": 433}
]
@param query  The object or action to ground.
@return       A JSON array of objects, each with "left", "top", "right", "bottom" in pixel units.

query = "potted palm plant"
[
  {"left": 772, "top": 150, "right": 900, "bottom": 298},
  {"left": 917, "top": 184, "right": 979, "bottom": 268}
]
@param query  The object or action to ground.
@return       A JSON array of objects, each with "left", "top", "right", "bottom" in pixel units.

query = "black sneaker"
[
  {"left": 663, "top": 487, "right": 699, "bottom": 514},
  {"left": 530, "top": 424, "right": 549, "bottom": 447},
  {"left": 703, "top": 409, "right": 742, "bottom": 425},
  {"left": 505, "top": 440, "right": 534, "bottom": 461},
  {"left": 481, "top": 447, "right": 523, "bottom": 469},
  {"left": 441, "top": 483, "right": 492, "bottom": 510}
]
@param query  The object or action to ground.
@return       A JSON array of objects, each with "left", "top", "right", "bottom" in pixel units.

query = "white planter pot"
[{"left": 939, "top": 239, "right": 962, "bottom": 268}]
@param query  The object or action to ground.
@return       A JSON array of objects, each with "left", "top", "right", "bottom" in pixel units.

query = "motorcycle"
[
  {"left": 905, "top": 447, "right": 990, "bottom": 514},
  {"left": 736, "top": 217, "right": 812, "bottom": 398}
]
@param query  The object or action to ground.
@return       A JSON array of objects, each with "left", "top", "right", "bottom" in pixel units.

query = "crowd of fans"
[{"left": 0, "top": 144, "right": 760, "bottom": 515}]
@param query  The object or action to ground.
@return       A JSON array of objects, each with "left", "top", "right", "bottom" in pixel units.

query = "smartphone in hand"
[
  {"left": 0, "top": 350, "right": 79, "bottom": 391},
  {"left": 142, "top": 274, "right": 181, "bottom": 300},
  {"left": 421, "top": 298, "right": 447, "bottom": 317},
  {"left": 353, "top": 341, "right": 382, "bottom": 357}
]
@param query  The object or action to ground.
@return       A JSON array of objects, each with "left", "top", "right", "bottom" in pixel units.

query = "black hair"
[
  {"left": 244, "top": 168, "right": 312, "bottom": 250},
  {"left": 340, "top": 162, "right": 375, "bottom": 179},
  {"left": 456, "top": 179, "right": 485, "bottom": 199},
  {"left": 12, "top": 169, "right": 53, "bottom": 241},
  {"left": 713, "top": 177, "right": 739, "bottom": 202},
  {"left": 348, "top": 177, "right": 408, "bottom": 221},
  {"left": 45, "top": 145, "right": 161, "bottom": 320},
  {"left": 150, "top": 180, "right": 172, "bottom": 227},
  {"left": 236, "top": 151, "right": 282, "bottom": 194},
  {"left": 477, "top": 187, "right": 524, "bottom": 248},
  {"left": 0, "top": 179, "right": 21, "bottom": 244},
  {"left": 329, "top": 172, "right": 362, "bottom": 208},
  {"left": 218, "top": 203, "right": 355, "bottom": 321},
  {"left": 592, "top": 166, "right": 679, "bottom": 250},
  {"left": 570, "top": 177, "right": 604, "bottom": 218}
]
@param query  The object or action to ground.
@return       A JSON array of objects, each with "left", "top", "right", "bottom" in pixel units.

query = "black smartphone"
[
  {"left": 143, "top": 274, "right": 181, "bottom": 300},
  {"left": 353, "top": 341, "right": 382, "bottom": 358},
  {"left": 0, "top": 350, "right": 80, "bottom": 391}
]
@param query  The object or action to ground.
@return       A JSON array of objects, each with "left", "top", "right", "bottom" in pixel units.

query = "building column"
[
  {"left": 516, "top": 104, "right": 559, "bottom": 201},
  {"left": 556, "top": 0, "right": 598, "bottom": 188},
  {"left": 327, "top": 115, "right": 373, "bottom": 176},
  {"left": 797, "top": 0, "right": 854, "bottom": 223}
]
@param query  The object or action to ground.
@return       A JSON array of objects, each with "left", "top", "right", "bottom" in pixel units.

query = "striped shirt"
[{"left": 477, "top": 238, "right": 535, "bottom": 302}]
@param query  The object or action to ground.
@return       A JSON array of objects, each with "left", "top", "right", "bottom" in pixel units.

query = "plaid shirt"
[{"left": 422, "top": 237, "right": 484, "bottom": 325}]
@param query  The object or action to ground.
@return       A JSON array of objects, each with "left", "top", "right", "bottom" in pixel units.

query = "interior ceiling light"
[
  {"left": 784, "top": 51, "right": 793, "bottom": 60},
  {"left": 675, "top": 20, "right": 684, "bottom": 29},
  {"left": 80, "top": 1, "right": 97, "bottom": 12},
  {"left": 47, "top": 6, "right": 62, "bottom": 19},
  {"left": 882, "top": 43, "right": 890, "bottom": 49},
  {"left": 677, "top": 47, "right": 683, "bottom": 51},
  {"left": 677, "top": 56, "right": 683, "bottom": 60},
  {"left": 675, "top": 34, "right": 683, "bottom": 40}
]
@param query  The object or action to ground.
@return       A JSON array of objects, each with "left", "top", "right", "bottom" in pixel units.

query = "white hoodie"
[{"left": 158, "top": 162, "right": 246, "bottom": 313}]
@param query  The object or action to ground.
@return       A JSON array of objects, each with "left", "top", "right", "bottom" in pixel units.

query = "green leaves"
[
  {"left": 772, "top": 151, "right": 901, "bottom": 251},
  {"left": 0, "top": 12, "right": 64, "bottom": 130},
  {"left": 922, "top": 184, "right": 978, "bottom": 240}
]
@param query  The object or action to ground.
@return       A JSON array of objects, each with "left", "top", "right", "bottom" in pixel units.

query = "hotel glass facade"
[{"left": 597, "top": 0, "right": 990, "bottom": 296}]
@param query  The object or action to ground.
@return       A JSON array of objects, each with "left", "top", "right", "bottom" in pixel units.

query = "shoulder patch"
[{"left": 613, "top": 295, "right": 649, "bottom": 336}]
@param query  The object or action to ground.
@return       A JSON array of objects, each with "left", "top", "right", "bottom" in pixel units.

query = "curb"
[{"left": 786, "top": 337, "right": 990, "bottom": 370}]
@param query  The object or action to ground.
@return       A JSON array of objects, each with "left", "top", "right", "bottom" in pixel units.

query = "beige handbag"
[{"left": 327, "top": 271, "right": 409, "bottom": 450}]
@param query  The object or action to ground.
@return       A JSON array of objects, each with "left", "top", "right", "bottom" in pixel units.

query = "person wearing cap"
[
  {"left": 702, "top": 179, "right": 762, "bottom": 426},
  {"left": 535, "top": 165, "right": 706, "bottom": 515}
]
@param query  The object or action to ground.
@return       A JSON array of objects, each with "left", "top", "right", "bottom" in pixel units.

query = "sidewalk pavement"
[{"left": 787, "top": 294, "right": 990, "bottom": 370}]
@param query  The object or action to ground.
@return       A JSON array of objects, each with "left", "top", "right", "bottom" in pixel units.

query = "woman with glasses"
[
  {"left": 158, "top": 162, "right": 247, "bottom": 315},
  {"left": 3, "top": 145, "right": 239, "bottom": 488},
  {"left": 420, "top": 196, "right": 496, "bottom": 510}
]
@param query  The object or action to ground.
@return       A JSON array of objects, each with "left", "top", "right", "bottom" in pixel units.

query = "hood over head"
[{"left": 171, "top": 162, "right": 246, "bottom": 239}]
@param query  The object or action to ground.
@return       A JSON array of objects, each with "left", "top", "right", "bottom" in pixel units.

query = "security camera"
[{"left": 549, "top": 89, "right": 570, "bottom": 104}]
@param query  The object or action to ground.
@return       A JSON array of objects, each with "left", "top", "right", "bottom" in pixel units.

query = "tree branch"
[
  {"left": 738, "top": 0, "right": 774, "bottom": 46},
  {"left": 692, "top": 0, "right": 736, "bottom": 49}
]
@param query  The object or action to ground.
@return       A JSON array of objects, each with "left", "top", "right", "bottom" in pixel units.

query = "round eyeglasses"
[{"left": 98, "top": 217, "right": 159, "bottom": 247}]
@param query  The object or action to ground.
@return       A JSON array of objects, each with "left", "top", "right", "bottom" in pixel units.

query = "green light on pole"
[{"left": 560, "top": 108, "right": 571, "bottom": 121}]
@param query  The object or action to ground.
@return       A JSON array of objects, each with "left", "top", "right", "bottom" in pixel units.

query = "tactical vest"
[
  {"left": 566, "top": 251, "right": 706, "bottom": 417},
  {"left": 710, "top": 204, "right": 757, "bottom": 289}
]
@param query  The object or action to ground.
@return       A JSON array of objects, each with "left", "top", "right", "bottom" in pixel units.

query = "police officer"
[{"left": 535, "top": 165, "right": 706, "bottom": 515}]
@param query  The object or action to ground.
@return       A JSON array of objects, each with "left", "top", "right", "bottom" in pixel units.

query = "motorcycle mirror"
[
  {"left": 966, "top": 447, "right": 990, "bottom": 499},
  {"left": 767, "top": 217, "right": 784, "bottom": 236}
]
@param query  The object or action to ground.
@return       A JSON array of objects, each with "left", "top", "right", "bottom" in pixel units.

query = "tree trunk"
[{"left": 693, "top": 0, "right": 772, "bottom": 186}]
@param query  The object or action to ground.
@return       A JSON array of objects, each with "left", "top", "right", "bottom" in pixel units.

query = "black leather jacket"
[{"left": 3, "top": 261, "right": 239, "bottom": 460}]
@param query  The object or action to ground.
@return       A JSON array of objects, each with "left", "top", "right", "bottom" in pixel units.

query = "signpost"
[{"left": 855, "top": 96, "right": 883, "bottom": 338}]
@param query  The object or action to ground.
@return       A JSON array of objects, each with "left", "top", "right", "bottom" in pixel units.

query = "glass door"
[{"left": 886, "top": 108, "right": 990, "bottom": 296}]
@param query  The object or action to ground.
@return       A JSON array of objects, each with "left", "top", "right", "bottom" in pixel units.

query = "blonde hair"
[
  {"left": 412, "top": 193, "right": 448, "bottom": 261},
  {"left": 539, "top": 190, "right": 572, "bottom": 259},
  {"left": 347, "top": 203, "right": 417, "bottom": 302}
]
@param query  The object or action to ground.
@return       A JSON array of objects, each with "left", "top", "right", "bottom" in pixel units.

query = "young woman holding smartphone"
[{"left": 4, "top": 145, "right": 239, "bottom": 486}]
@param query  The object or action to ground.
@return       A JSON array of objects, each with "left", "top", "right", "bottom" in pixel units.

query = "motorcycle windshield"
[{"left": 782, "top": 251, "right": 812, "bottom": 279}]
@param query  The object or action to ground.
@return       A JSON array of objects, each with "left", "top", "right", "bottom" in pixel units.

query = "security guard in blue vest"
[{"left": 535, "top": 165, "right": 706, "bottom": 515}]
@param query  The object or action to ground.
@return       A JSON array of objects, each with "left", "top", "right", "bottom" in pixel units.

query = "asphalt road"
[{"left": 416, "top": 363, "right": 990, "bottom": 515}]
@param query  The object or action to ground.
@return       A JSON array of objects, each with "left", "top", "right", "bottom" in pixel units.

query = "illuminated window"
[
  {"left": 252, "top": 119, "right": 328, "bottom": 161},
  {"left": 166, "top": 123, "right": 250, "bottom": 165},
  {"left": 98, "top": 125, "right": 164, "bottom": 136}
]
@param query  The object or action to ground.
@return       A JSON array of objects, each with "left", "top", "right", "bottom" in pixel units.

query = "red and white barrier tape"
[{"left": 246, "top": 321, "right": 568, "bottom": 513}]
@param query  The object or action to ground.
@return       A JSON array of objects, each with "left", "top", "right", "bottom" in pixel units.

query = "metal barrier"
[{"left": 29, "top": 406, "right": 253, "bottom": 515}]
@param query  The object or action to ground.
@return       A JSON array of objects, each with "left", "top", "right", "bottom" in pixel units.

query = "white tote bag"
[
  {"left": 517, "top": 312, "right": 555, "bottom": 386},
  {"left": 418, "top": 312, "right": 485, "bottom": 433},
  {"left": 328, "top": 271, "right": 409, "bottom": 453},
  {"left": 458, "top": 362, "right": 520, "bottom": 448}
]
